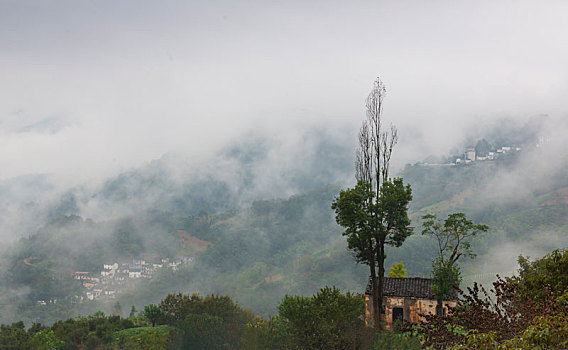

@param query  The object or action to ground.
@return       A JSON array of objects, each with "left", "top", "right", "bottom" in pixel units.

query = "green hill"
[{"left": 1, "top": 120, "right": 567, "bottom": 325}]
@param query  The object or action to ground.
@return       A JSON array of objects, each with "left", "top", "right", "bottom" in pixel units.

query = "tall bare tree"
[
  {"left": 333, "top": 77, "right": 412, "bottom": 329},
  {"left": 358, "top": 77, "right": 398, "bottom": 191}
]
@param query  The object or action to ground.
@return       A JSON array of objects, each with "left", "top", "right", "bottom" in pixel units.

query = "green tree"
[
  {"left": 510, "top": 248, "right": 568, "bottom": 302},
  {"left": 28, "top": 328, "right": 65, "bottom": 350},
  {"left": 179, "top": 314, "right": 225, "bottom": 350},
  {"left": 333, "top": 178, "right": 412, "bottom": 329},
  {"left": 159, "top": 293, "right": 194, "bottom": 323},
  {"left": 241, "top": 317, "right": 293, "bottom": 350},
  {"left": 387, "top": 261, "right": 407, "bottom": 278},
  {"left": 129, "top": 305, "right": 137, "bottom": 318},
  {"left": 143, "top": 304, "right": 162, "bottom": 327},
  {"left": 373, "top": 331, "right": 422, "bottom": 350},
  {"left": 422, "top": 213, "right": 488, "bottom": 266},
  {"left": 430, "top": 258, "right": 461, "bottom": 303},
  {"left": 278, "top": 286, "right": 366, "bottom": 349},
  {"left": 475, "top": 138, "right": 493, "bottom": 156},
  {"left": 112, "top": 301, "right": 123, "bottom": 317},
  {"left": 421, "top": 212, "right": 488, "bottom": 313},
  {"left": 0, "top": 321, "right": 30, "bottom": 349},
  {"left": 115, "top": 326, "right": 180, "bottom": 350},
  {"left": 158, "top": 293, "right": 255, "bottom": 349},
  {"left": 159, "top": 293, "right": 254, "bottom": 325}
]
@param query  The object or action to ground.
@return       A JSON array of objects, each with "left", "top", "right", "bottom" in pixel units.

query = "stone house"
[{"left": 365, "top": 277, "right": 457, "bottom": 330}]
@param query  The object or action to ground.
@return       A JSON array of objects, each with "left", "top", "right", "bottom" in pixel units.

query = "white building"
[{"left": 465, "top": 146, "right": 476, "bottom": 162}]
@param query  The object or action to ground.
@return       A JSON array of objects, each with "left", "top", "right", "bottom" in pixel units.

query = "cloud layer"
[{"left": 1, "top": 0, "right": 568, "bottom": 185}]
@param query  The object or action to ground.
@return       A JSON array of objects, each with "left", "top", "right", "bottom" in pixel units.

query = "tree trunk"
[
  {"left": 435, "top": 299, "right": 443, "bottom": 317},
  {"left": 377, "top": 241, "right": 386, "bottom": 330},
  {"left": 369, "top": 250, "right": 380, "bottom": 330}
]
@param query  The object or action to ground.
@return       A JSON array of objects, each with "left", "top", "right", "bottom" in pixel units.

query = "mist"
[
  {"left": 2, "top": 1, "right": 568, "bottom": 183},
  {"left": 1, "top": 0, "right": 568, "bottom": 326}
]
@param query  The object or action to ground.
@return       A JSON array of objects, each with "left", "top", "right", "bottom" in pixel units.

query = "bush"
[
  {"left": 373, "top": 331, "right": 422, "bottom": 350},
  {"left": 114, "top": 325, "right": 180, "bottom": 350},
  {"left": 277, "top": 286, "right": 368, "bottom": 349},
  {"left": 415, "top": 249, "right": 568, "bottom": 349}
]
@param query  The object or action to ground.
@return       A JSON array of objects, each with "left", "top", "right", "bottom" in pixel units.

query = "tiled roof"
[{"left": 365, "top": 277, "right": 444, "bottom": 300}]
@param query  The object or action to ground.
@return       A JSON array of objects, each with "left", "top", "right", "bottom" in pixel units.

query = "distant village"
[
  {"left": 454, "top": 145, "right": 521, "bottom": 165},
  {"left": 419, "top": 144, "right": 522, "bottom": 167},
  {"left": 37, "top": 256, "right": 194, "bottom": 306}
]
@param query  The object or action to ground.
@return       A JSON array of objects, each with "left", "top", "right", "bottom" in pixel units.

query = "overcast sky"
[{"left": 1, "top": 0, "right": 567, "bottom": 183}]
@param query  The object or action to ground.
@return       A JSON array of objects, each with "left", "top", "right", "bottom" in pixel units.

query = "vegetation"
[
  {"left": 332, "top": 77, "right": 413, "bottom": 329},
  {"left": 1, "top": 115, "right": 566, "bottom": 349},
  {"left": 114, "top": 325, "right": 178, "bottom": 350},
  {"left": 411, "top": 249, "right": 568, "bottom": 349},
  {"left": 422, "top": 213, "right": 488, "bottom": 313},
  {"left": 332, "top": 179, "right": 413, "bottom": 329},
  {"left": 373, "top": 331, "right": 422, "bottom": 350},
  {"left": 421, "top": 213, "right": 488, "bottom": 267},
  {"left": 0, "top": 289, "right": 423, "bottom": 349},
  {"left": 277, "top": 286, "right": 368, "bottom": 349},
  {"left": 2, "top": 118, "right": 563, "bottom": 325},
  {"left": 1, "top": 184, "right": 375, "bottom": 325},
  {"left": 430, "top": 259, "right": 461, "bottom": 302},
  {"left": 387, "top": 261, "right": 407, "bottom": 278},
  {"left": 510, "top": 248, "right": 568, "bottom": 302},
  {"left": 143, "top": 304, "right": 162, "bottom": 327}
]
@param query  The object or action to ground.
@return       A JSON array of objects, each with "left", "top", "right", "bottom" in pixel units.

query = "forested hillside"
[{"left": 1, "top": 118, "right": 567, "bottom": 326}]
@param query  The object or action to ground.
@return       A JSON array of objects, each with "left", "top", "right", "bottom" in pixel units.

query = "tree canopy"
[
  {"left": 332, "top": 178, "right": 412, "bottom": 327},
  {"left": 511, "top": 248, "right": 568, "bottom": 302},
  {"left": 278, "top": 286, "right": 367, "bottom": 349},
  {"left": 421, "top": 212, "right": 488, "bottom": 266},
  {"left": 422, "top": 212, "right": 488, "bottom": 305}
]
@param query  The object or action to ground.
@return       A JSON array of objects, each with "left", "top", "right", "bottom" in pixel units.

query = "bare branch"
[{"left": 359, "top": 77, "right": 397, "bottom": 197}]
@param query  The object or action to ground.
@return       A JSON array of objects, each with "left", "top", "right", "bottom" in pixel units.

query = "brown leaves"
[{"left": 411, "top": 276, "right": 564, "bottom": 349}]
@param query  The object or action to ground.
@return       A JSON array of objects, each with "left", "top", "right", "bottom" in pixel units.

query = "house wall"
[
  {"left": 365, "top": 295, "right": 372, "bottom": 327},
  {"left": 364, "top": 295, "right": 457, "bottom": 330}
]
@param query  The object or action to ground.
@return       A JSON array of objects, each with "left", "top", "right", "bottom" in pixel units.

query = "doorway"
[{"left": 392, "top": 307, "right": 404, "bottom": 324}]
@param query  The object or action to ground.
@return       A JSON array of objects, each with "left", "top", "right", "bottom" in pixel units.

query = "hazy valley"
[{"left": 1, "top": 116, "right": 566, "bottom": 328}]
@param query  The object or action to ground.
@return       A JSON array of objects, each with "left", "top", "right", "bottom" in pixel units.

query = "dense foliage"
[
  {"left": 0, "top": 289, "right": 423, "bottom": 349},
  {"left": 332, "top": 178, "right": 413, "bottom": 328},
  {"left": 411, "top": 249, "right": 568, "bottom": 349},
  {"left": 510, "top": 248, "right": 568, "bottom": 302},
  {"left": 422, "top": 212, "right": 488, "bottom": 305},
  {"left": 277, "top": 286, "right": 367, "bottom": 349}
]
